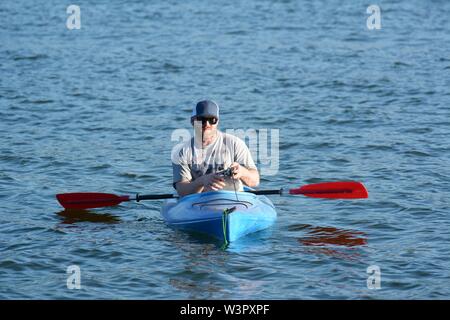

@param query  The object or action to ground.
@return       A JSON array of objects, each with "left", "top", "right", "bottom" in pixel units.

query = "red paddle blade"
[
  {"left": 289, "top": 182, "right": 368, "bottom": 199},
  {"left": 56, "top": 193, "right": 130, "bottom": 209}
]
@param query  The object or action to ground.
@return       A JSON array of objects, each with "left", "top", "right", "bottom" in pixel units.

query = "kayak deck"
[{"left": 161, "top": 190, "right": 277, "bottom": 242}]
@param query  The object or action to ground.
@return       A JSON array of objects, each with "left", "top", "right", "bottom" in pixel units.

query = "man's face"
[{"left": 192, "top": 117, "right": 219, "bottom": 140}]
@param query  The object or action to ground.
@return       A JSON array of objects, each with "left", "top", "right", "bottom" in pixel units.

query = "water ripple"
[{"left": 1, "top": 0, "right": 449, "bottom": 300}]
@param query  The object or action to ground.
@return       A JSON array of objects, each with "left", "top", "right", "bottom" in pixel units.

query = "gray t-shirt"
[{"left": 172, "top": 131, "right": 257, "bottom": 191}]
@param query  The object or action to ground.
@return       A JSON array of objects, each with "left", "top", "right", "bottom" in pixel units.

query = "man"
[{"left": 172, "top": 100, "right": 259, "bottom": 196}]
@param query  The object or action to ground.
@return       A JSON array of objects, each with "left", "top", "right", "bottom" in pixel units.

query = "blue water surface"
[{"left": 0, "top": 0, "right": 449, "bottom": 299}]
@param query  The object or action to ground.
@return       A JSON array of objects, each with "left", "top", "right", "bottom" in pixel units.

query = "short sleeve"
[
  {"left": 172, "top": 146, "right": 192, "bottom": 189},
  {"left": 233, "top": 138, "right": 257, "bottom": 170}
]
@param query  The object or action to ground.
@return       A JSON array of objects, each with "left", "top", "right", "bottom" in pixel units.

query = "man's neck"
[{"left": 202, "top": 131, "right": 218, "bottom": 147}]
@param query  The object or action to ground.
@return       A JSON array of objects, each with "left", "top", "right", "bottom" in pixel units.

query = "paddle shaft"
[
  {"left": 135, "top": 188, "right": 355, "bottom": 199},
  {"left": 134, "top": 189, "right": 284, "bottom": 201},
  {"left": 135, "top": 193, "right": 176, "bottom": 201},
  {"left": 246, "top": 189, "right": 283, "bottom": 195}
]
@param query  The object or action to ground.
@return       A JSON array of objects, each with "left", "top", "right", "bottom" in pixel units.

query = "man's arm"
[
  {"left": 175, "top": 173, "right": 226, "bottom": 196},
  {"left": 243, "top": 168, "right": 260, "bottom": 187},
  {"left": 175, "top": 178, "right": 205, "bottom": 197},
  {"left": 230, "top": 163, "right": 260, "bottom": 188}
]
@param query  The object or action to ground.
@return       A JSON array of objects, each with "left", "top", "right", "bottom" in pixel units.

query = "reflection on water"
[
  {"left": 289, "top": 224, "right": 367, "bottom": 261},
  {"left": 300, "top": 225, "right": 367, "bottom": 247},
  {"left": 56, "top": 209, "right": 121, "bottom": 224},
  {"left": 165, "top": 228, "right": 273, "bottom": 299},
  {"left": 163, "top": 224, "right": 274, "bottom": 252},
  {"left": 169, "top": 278, "right": 225, "bottom": 299}
]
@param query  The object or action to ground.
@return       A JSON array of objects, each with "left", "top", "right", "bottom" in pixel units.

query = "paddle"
[{"left": 56, "top": 181, "right": 368, "bottom": 210}]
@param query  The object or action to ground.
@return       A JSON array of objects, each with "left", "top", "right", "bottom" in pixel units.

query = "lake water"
[{"left": 1, "top": 0, "right": 449, "bottom": 299}]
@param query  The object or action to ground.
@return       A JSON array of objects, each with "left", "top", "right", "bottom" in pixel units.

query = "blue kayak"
[{"left": 161, "top": 189, "right": 277, "bottom": 242}]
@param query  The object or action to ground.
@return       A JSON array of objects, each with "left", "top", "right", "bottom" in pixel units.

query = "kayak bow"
[{"left": 161, "top": 189, "right": 277, "bottom": 242}]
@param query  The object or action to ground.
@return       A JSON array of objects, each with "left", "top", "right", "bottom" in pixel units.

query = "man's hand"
[
  {"left": 230, "top": 162, "right": 247, "bottom": 180},
  {"left": 201, "top": 173, "right": 226, "bottom": 192},
  {"left": 229, "top": 162, "right": 260, "bottom": 188}
]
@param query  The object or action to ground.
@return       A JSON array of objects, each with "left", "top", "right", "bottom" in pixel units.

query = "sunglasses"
[{"left": 193, "top": 117, "right": 218, "bottom": 125}]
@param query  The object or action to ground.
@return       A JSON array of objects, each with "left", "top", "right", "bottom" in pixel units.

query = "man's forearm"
[
  {"left": 176, "top": 178, "right": 204, "bottom": 196},
  {"left": 240, "top": 168, "right": 260, "bottom": 187}
]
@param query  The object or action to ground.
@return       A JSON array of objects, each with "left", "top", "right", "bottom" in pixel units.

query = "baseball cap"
[{"left": 191, "top": 100, "right": 219, "bottom": 119}]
